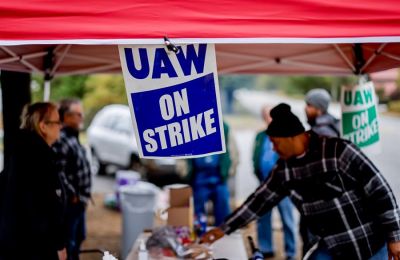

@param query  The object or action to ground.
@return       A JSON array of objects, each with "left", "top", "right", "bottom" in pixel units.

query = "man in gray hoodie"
[{"left": 305, "top": 88, "right": 340, "bottom": 138}]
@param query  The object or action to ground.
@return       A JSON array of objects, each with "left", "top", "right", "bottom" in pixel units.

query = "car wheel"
[{"left": 91, "top": 149, "right": 106, "bottom": 176}]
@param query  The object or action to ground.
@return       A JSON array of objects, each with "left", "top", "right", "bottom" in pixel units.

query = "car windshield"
[{"left": 112, "top": 115, "right": 133, "bottom": 133}]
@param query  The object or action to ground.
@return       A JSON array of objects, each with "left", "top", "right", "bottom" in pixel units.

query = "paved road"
[{"left": 234, "top": 90, "right": 400, "bottom": 202}]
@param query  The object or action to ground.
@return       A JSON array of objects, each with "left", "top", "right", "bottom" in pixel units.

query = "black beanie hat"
[{"left": 266, "top": 103, "right": 305, "bottom": 137}]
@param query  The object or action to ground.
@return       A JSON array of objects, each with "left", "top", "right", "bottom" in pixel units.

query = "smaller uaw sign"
[
  {"left": 118, "top": 43, "right": 225, "bottom": 158},
  {"left": 340, "top": 81, "right": 381, "bottom": 155}
]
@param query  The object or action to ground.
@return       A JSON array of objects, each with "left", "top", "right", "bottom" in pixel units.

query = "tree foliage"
[
  {"left": 32, "top": 74, "right": 127, "bottom": 125},
  {"left": 83, "top": 74, "right": 127, "bottom": 123},
  {"left": 32, "top": 75, "right": 89, "bottom": 101}
]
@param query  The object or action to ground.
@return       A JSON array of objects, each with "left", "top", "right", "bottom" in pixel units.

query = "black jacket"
[
  {"left": 0, "top": 130, "right": 66, "bottom": 259},
  {"left": 311, "top": 113, "right": 340, "bottom": 137}
]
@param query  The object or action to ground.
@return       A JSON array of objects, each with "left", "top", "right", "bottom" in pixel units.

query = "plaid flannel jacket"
[
  {"left": 53, "top": 127, "right": 91, "bottom": 204},
  {"left": 221, "top": 132, "right": 400, "bottom": 259}
]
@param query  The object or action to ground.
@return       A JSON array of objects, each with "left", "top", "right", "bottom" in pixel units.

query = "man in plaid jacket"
[
  {"left": 201, "top": 103, "right": 400, "bottom": 260},
  {"left": 53, "top": 99, "right": 91, "bottom": 260}
]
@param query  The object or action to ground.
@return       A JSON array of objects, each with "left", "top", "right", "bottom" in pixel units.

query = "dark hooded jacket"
[
  {"left": 0, "top": 129, "right": 66, "bottom": 260},
  {"left": 311, "top": 113, "right": 340, "bottom": 137}
]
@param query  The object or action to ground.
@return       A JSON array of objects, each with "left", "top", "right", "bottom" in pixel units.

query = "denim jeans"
[
  {"left": 257, "top": 197, "right": 296, "bottom": 258},
  {"left": 66, "top": 202, "right": 86, "bottom": 260},
  {"left": 309, "top": 244, "right": 388, "bottom": 260},
  {"left": 193, "top": 182, "right": 230, "bottom": 226}
]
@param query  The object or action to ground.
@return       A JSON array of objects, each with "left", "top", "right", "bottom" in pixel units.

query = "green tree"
[
  {"left": 83, "top": 74, "right": 127, "bottom": 123},
  {"left": 32, "top": 75, "right": 89, "bottom": 102},
  {"left": 32, "top": 74, "right": 128, "bottom": 125}
]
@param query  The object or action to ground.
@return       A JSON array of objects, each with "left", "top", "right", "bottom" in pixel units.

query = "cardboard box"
[
  {"left": 167, "top": 201, "right": 194, "bottom": 227},
  {"left": 169, "top": 184, "right": 192, "bottom": 207},
  {"left": 167, "top": 184, "right": 193, "bottom": 227}
]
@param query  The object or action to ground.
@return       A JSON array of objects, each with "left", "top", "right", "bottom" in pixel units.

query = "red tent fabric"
[
  {"left": 1, "top": 0, "right": 400, "bottom": 75},
  {"left": 2, "top": 0, "right": 400, "bottom": 42}
]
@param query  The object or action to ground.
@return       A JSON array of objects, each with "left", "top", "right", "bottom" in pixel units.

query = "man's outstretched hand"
[
  {"left": 199, "top": 227, "right": 225, "bottom": 244},
  {"left": 388, "top": 241, "right": 400, "bottom": 260}
]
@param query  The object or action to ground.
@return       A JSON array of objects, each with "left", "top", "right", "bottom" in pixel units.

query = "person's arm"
[
  {"left": 76, "top": 147, "right": 92, "bottom": 204},
  {"left": 201, "top": 165, "right": 287, "bottom": 243},
  {"left": 52, "top": 140, "right": 76, "bottom": 197},
  {"left": 339, "top": 141, "right": 400, "bottom": 255}
]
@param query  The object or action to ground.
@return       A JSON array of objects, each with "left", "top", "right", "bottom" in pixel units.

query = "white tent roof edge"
[{"left": 1, "top": 36, "right": 400, "bottom": 46}]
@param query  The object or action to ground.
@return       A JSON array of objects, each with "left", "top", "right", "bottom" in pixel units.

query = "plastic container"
[
  {"left": 119, "top": 181, "right": 159, "bottom": 259},
  {"left": 115, "top": 170, "right": 141, "bottom": 208},
  {"left": 138, "top": 239, "right": 149, "bottom": 260},
  {"left": 116, "top": 170, "right": 140, "bottom": 189}
]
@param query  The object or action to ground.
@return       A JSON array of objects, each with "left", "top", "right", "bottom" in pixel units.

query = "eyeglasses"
[
  {"left": 45, "top": 120, "right": 62, "bottom": 126},
  {"left": 68, "top": 111, "right": 83, "bottom": 118}
]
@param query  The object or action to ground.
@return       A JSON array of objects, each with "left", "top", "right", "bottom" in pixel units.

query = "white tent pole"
[
  {"left": 0, "top": 46, "right": 43, "bottom": 72},
  {"left": 333, "top": 44, "right": 356, "bottom": 72},
  {"left": 43, "top": 80, "right": 51, "bottom": 101},
  {"left": 360, "top": 43, "right": 387, "bottom": 73},
  {"left": 51, "top": 44, "right": 71, "bottom": 75}
]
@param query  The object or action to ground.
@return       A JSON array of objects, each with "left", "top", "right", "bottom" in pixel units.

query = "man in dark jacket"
[
  {"left": 184, "top": 122, "right": 234, "bottom": 226},
  {"left": 302, "top": 89, "right": 341, "bottom": 254},
  {"left": 53, "top": 99, "right": 91, "bottom": 260},
  {"left": 252, "top": 106, "right": 296, "bottom": 259},
  {"left": 305, "top": 88, "right": 340, "bottom": 137}
]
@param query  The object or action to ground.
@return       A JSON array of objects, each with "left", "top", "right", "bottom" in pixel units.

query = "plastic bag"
[{"left": 146, "top": 227, "right": 212, "bottom": 259}]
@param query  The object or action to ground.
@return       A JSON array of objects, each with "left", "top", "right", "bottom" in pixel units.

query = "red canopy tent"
[{"left": 1, "top": 0, "right": 400, "bottom": 76}]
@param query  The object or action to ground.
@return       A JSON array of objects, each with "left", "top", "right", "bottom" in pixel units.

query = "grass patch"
[{"left": 387, "top": 100, "right": 400, "bottom": 115}]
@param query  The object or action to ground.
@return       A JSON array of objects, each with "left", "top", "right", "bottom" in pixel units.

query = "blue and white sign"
[{"left": 118, "top": 44, "right": 225, "bottom": 158}]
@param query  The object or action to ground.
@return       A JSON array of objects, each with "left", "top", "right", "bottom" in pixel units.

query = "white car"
[{"left": 87, "top": 104, "right": 180, "bottom": 186}]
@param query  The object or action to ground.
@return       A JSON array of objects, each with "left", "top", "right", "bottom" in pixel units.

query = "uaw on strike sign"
[
  {"left": 341, "top": 81, "right": 381, "bottom": 155},
  {"left": 118, "top": 44, "right": 225, "bottom": 158}
]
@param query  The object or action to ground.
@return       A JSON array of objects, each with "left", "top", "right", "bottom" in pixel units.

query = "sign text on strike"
[{"left": 142, "top": 88, "right": 216, "bottom": 153}]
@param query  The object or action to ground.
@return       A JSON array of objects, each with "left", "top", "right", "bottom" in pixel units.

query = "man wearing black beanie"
[{"left": 201, "top": 103, "right": 400, "bottom": 260}]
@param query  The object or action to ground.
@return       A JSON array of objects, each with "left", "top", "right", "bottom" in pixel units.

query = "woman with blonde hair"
[{"left": 0, "top": 102, "right": 67, "bottom": 260}]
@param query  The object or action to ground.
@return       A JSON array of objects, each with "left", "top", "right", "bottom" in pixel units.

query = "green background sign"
[{"left": 342, "top": 106, "right": 379, "bottom": 147}]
